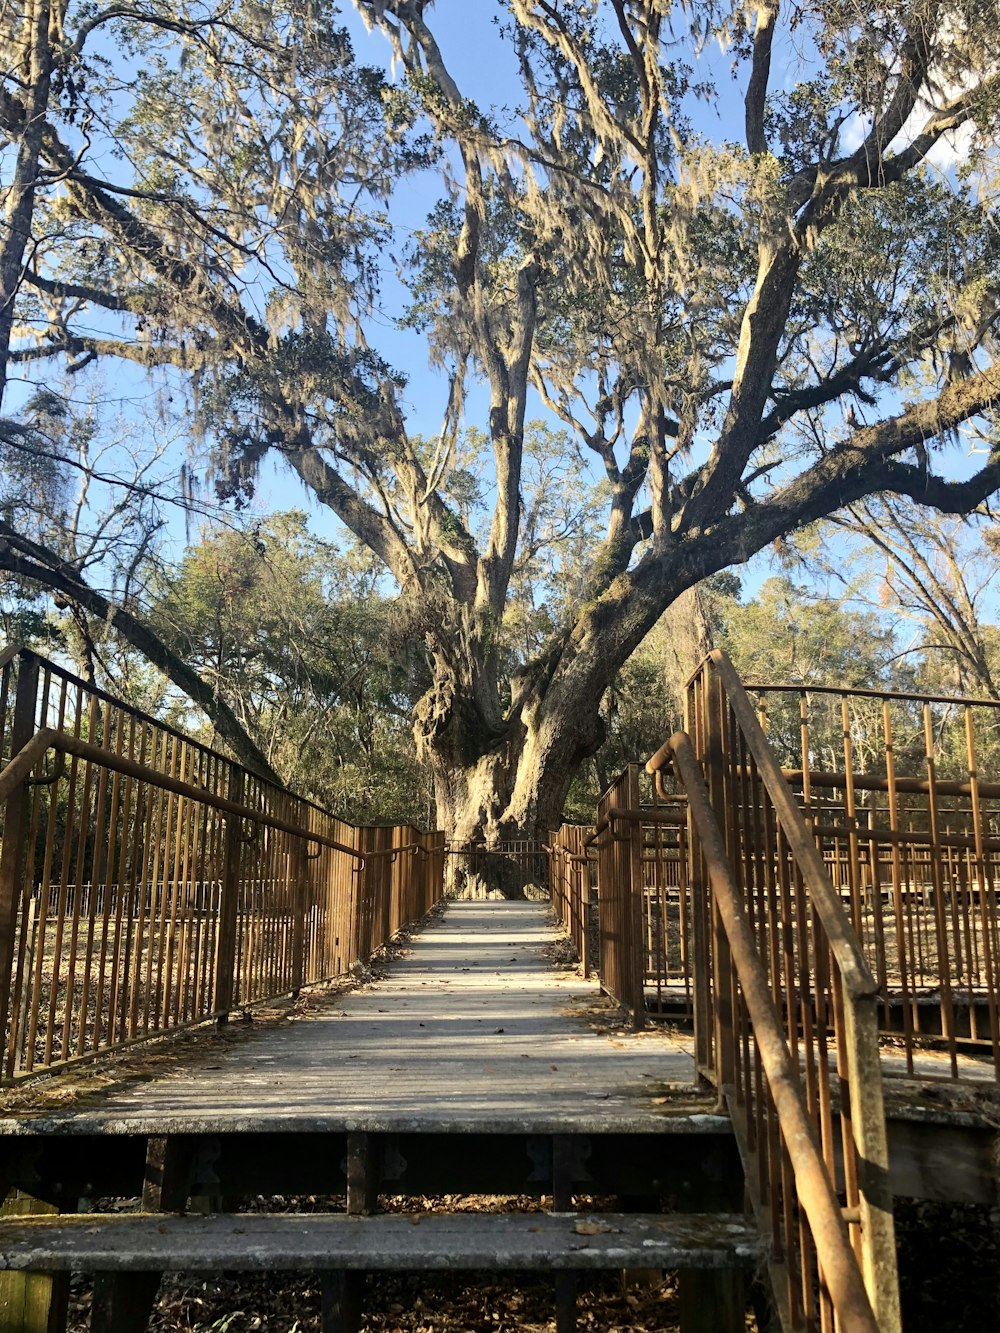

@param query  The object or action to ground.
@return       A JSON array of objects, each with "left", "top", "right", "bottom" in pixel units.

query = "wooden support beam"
[
  {"left": 320, "top": 1271, "right": 364, "bottom": 1333},
  {"left": 89, "top": 1274, "right": 161, "bottom": 1333},
  {"left": 554, "top": 1272, "right": 577, "bottom": 1333},
  {"left": 346, "top": 1133, "right": 379, "bottom": 1217},
  {"left": 142, "top": 1137, "right": 196, "bottom": 1213},
  {"left": 551, "top": 1137, "right": 574, "bottom": 1212},
  {"left": 325, "top": 1131, "right": 382, "bottom": 1333},
  {"left": 88, "top": 1137, "right": 197, "bottom": 1333},
  {"left": 678, "top": 1267, "right": 746, "bottom": 1333},
  {"left": 0, "top": 1193, "right": 68, "bottom": 1333}
]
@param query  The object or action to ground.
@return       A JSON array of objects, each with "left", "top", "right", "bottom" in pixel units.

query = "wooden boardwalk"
[{"left": 2, "top": 901, "right": 703, "bottom": 1137}]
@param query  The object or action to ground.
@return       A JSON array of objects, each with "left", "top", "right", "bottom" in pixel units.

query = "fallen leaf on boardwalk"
[
  {"left": 549, "top": 1064, "right": 558, "bottom": 1071},
  {"left": 573, "top": 1220, "right": 612, "bottom": 1235}
]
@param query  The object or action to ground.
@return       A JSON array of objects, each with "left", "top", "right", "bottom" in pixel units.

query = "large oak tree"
[{"left": 2, "top": 0, "right": 1000, "bottom": 841}]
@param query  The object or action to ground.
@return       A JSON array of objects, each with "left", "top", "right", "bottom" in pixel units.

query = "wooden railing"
[
  {"left": 651, "top": 649, "right": 899, "bottom": 1332},
  {"left": 568, "top": 768, "right": 691, "bottom": 1025},
  {"left": 745, "top": 678, "right": 1000, "bottom": 1079},
  {"left": 547, "top": 825, "right": 593, "bottom": 976},
  {"left": 0, "top": 648, "right": 444, "bottom": 1082},
  {"left": 546, "top": 652, "right": 1000, "bottom": 1324}
]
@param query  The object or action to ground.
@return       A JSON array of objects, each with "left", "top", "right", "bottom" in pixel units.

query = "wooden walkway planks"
[
  {"left": 1, "top": 901, "right": 703, "bottom": 1136},
  {"left": 0, "top": 1211, "right": 762, "bottom": 1272}
]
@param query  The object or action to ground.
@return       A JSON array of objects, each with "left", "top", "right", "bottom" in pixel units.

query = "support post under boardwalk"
[
  {"left": 87, "top": 1137, "right": 198, "bottom": 1333},
  {"left": 322, "top": 1132, "right": 379, "bottom": 1333},
  {"left": 320, "top": 1271, "right": 364, "bottom": 1333},
  {"left": 0, "top": 1192, "right": 68, "bottom": 1333},
  {"left": 555, "top": 1271, "right": 577, "bottom": 1333},
  {"left": 552, "top": 1134, "right": 580, "bottom": 1333},
  {"left": 678, "top": 1267, "right": 746, "bottom": 1333},
  {"left": 89, "top": 1274, "right": 161, "bottom": 1333}
]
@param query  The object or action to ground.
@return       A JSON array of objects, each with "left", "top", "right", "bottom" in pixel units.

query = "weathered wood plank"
[{"left": 0, "top": 1212, "right": 763, "bottom": 1273}]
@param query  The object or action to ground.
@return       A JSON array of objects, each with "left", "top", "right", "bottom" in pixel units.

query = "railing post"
[
  {"left": 842, "top": 996, "right": 902, "bottom": 1330},
  {"left": 687, "top": 807, "right": 713, "bottom": 1078},
  {"left": 705, "top": 666, "right": 736, "bottom": 1088},
  {"left": 0, "top": 1190, "right": 69, "bottom": 1333},
  {"left": 685, "top": 667, "right": 713, "bottom": 1078},
  {"left": 351, "top": 827, "right": 369, "bottom": 965},
  {"left": 625, "top": 766, "right": 646, "bottom": 1030},
  {"left": 289, "top": 830, "right": 309, "bottom": 998},
  {"left": 0, "top": 652, "right": 39, "bottom": 1061},
  {"left": 213, "top": 770, "right": 245, "bottom": 1021}
]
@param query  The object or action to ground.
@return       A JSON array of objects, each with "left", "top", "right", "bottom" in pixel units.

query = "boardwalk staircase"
[
  {"left": 0, "top": 1114, "right": 764, "bottom": 1333},
  {"left": 3, "top": 645, "right": 1000, "bottom": 1329}
]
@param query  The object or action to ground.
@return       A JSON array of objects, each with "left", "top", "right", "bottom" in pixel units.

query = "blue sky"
[{"left": 10, "top": 0, "right": 993, "bottom": 622}]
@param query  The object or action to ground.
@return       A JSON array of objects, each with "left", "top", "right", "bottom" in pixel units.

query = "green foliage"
[
  {"left": 151, "top": 512, "right": 432, "bottom": 823},
  {"left": 5, "top": 0, "right": 1000, "bottom": 837},
  {"left": 719, "top": 576, "right": 901, "bottom": 688}
]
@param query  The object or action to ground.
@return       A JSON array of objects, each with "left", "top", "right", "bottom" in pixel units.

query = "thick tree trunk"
[
  {"left": 417, "top": 640, "right": 612, "bottom": 900},
  {"left": 661, "top": 586, "right": 715, "bottom": 721},
  {"left": 419, "top": 583, "right": 717, "bottom": 894}
]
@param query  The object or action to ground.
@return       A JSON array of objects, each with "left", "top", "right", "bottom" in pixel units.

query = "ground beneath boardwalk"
[{"left": 64, "top": 1195, "right": 755, "bottom": 1333}]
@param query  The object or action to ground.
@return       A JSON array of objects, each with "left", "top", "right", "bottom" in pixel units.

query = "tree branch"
[
  {"left": 717, "top": 363, "right": 1000, "bottom": 559},
  {"left": 0, "top": 522, "right": 279, "bottom": 779},
  {"left": 745, "top": 1, "right": 779, "bottom": 156}
]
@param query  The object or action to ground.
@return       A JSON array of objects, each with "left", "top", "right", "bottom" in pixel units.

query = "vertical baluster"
[{"left": 964, "top": 705, "right": 1000, "bottom": 1074}]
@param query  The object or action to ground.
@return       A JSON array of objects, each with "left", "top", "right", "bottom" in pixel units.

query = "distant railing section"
[
  {"left": 571, "top": 767, "right": 690, "bottom": 1025},
  {"left": 445, "top": 838, "right": 549, "bottom": 899},
  {"left": 745, "top": 678, "right": 1000, "bottom": 1079},
  {"left": 669, "top": 650, "right": 898, "bottom": 1331},
  {"left": 0, "top": 647, "right": 444, "bottom": 1082},
  {"left": 547, "top": 826, "right": 593, "bottom": 976},
  {"left": 548, "top": 794, "right": 689, "bottom": 1019}
]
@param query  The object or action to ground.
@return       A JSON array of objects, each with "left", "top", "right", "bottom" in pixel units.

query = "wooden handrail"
[
  {"left": 669, "top": 731, "right": 879, "bottom": 1333},
  {"left": 651, "top": 649, "right": 875, "bottom": 1002},
  {"left": 779, "top": 765, "right": 1000, "bottom": 801}
]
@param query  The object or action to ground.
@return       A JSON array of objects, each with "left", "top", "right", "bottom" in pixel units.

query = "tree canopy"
[{"left": 2, "top": 0, "right": 1000, "bottom": 838}]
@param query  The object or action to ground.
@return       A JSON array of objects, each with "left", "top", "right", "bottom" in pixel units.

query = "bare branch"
[
  {"left": 0, "top": 521, "right": 279, "bottom": 779},
  {"left": 745, "top": 1, "right": 779, "bottom": 156}
]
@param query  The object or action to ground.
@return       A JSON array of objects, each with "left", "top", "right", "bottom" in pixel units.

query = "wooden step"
[{"left": 0, "top": 1211, "right": 763, "bottom": 1273}]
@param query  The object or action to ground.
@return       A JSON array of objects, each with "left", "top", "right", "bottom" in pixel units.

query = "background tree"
[
  {"left": 818, "top": 499, "right": 1000, "bottom": 698},
  {"left": 3, "top": 0, "right": 1000, "bottom": 841},
  {"left": 150, "top": 513, "right": 432, "bottom": 822}
]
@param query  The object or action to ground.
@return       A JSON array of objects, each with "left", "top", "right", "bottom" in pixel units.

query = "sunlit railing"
[
  {"left": 0, "top": 647, "right": 444, "bottom": 1082},
  {"left": 745, "top": 678, "right": 1000, "bottom": 1079},
  {"left": 568, "top": 768, "right": 692, "bottom": 1025},
  {"left": 547, "top": 825, "right": 593, "bottom": 975},
  {"left": 657, "top": 649, "right": 899, "bottom": 1332}
]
